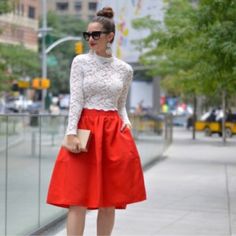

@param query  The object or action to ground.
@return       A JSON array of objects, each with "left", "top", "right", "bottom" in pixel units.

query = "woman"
[{"left": 47, "top": 7, "right": 146, "bottom": 236}]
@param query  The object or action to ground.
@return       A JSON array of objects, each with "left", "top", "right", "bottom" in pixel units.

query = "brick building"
[
  {"left": 0, "top": 0, "right": 39, "bottom": 51},
  {"left": 0, "top": 0, "right": 98, "bottom": 52}
]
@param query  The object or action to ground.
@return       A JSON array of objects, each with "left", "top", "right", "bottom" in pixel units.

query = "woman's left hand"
[{"left": 120, "top": 123, "right": 132, "bottom": 132}]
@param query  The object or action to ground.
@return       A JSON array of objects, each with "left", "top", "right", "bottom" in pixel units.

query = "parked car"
[
  {"left": 5, "top": 96, "right": 41, "bottom": 113},
  {"left": 195, "top": 110, "right": 236, "bottom": 137}
]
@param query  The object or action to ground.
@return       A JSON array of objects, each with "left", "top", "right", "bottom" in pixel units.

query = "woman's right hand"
[{"left": 63, "top": 134, "right": 81, "bottom": 153}]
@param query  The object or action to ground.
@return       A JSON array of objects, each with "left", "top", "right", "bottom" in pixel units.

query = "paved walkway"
[{"left": 51, "top": 127, "right": 236, "bottom": 236}]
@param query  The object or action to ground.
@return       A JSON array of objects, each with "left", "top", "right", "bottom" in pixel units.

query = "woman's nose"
[{"left": 88, "top": 36, "right": 94, "bottom": 42}]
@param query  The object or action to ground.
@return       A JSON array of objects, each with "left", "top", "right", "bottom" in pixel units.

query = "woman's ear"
[{"left": 108, "top": 32, "right": 115, "bottom": 42}]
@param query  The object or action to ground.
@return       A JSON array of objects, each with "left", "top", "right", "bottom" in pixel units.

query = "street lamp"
[
  {"left": 37, "top": 34, "right": 82, "bottom": 111},
  {"left": 39, "top": 0, "right": 82, "bottom": 111},
  {"left": 38, "top": 0, "right": 52, "bottom": 111}
]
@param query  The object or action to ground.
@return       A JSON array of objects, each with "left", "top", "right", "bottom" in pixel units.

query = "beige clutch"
[
  {"left": 62, "top": 129, "right": 91, "bottom": 152},
  {"left": 77, "top": 129, "right": 91, "bottom": 152}
]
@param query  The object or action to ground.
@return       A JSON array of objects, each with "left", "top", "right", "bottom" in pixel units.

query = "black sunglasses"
[{"left": 83, "top": 31, "right": 110, "bottom": 41}]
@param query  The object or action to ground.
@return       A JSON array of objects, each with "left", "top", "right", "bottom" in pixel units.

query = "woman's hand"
[
  {"left": 63, "top": 134, "right": 81, "bottom": 153},
  {"left": 120, "top": 123, "right": 132, "bottom": 132}
]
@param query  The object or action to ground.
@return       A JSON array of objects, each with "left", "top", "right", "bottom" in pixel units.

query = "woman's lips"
[{"left": 89, "top": 43, "right": 96, "bottom": 47}]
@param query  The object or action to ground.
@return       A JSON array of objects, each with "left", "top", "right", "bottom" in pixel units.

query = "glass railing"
[
  {"left": 0, "top": 112, "right": 172, "bottom": 236},
  {"left": 130, "top": 113, "right": 172, "bottom": 166}
]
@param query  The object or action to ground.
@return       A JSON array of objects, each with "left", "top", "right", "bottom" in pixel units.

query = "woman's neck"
[{"left": 95, "top": 50, "right": 112, "bottom": 58}]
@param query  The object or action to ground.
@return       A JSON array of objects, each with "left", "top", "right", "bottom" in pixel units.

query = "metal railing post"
[
  {"left": 4, "top": 115, "right": 9, "bottom": 236},
  {"left": 38, "top": 115, "right": 42, "bottom": 227},
  {"left": 31, "top": 130, "right": 36, "bottom": 157}
]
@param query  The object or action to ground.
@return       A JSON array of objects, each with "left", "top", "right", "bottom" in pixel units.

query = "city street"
[
  {"left": 50, "top": 127, "right": 236, "bottom": 236},
  {"left": 1, "top": 0, "right": 236, "bottom": 236}
]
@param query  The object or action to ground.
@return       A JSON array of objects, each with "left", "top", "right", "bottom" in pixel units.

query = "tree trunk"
[
  {"left": 222, "top": 90, "right": 226, "bottom": 143},
  {"left": 192, "top": 94, "right": 197, "bottom": 140},
  {"left": 152, "top": 77, "right": 161, "bottom": 113}
]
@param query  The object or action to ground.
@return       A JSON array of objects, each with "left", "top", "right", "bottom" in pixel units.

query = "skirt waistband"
[{"left": 81, "top": 108, "right": 119, "bottom": 117}]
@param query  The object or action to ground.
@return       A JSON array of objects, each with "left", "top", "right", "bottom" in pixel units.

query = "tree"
[
  {"left": 197, "top": 0, "right": 236, "bottom": 141},
  {"left": 0, "top": 44, "right": 40, "bottom": 91},
  {"left": 133, "top": 0, "right": 236, "bottom": 141}
]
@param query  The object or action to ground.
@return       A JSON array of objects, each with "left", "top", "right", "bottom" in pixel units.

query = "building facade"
[
  {"left": 0, "top": 0, "right": 98, "bottom": 51},
  {"left": 47, "top": 0, "right": 97, "bottom": 21},
  {"left": 0, "top": 0, "right": 40, "bottom": 51}
]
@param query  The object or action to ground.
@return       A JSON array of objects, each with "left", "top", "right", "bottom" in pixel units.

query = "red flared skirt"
[{"left": 47, "top": 109, "right": 146, "bottom": 209}]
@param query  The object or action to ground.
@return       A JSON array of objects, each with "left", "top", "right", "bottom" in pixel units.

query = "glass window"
[
  {"left": 28, "top": 6, "right": 35, "bottom": 19},
  {"left": 56, "top": 2, "right": 69, "bottom": 11},
  {"left": 74, "top": 1, "right": 82, "bottom": 11},
  {"left": 88, "top": 2, "right": 97, "bottom": 11}
]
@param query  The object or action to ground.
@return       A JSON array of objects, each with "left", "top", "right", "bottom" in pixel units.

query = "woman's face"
[{"left": 86, "top": 22, "right": 114, "bottom": 56}]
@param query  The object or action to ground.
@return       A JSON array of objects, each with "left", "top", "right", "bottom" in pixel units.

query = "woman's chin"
[{"left": 89, "top": 45, "right": 97, "bottom": 50}]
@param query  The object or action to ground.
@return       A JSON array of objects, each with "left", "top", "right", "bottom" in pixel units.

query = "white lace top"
[{"left": 66, "top": 51, "right": 133, "bottom": 135}]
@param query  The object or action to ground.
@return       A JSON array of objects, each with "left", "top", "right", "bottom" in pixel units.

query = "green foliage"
[
  {"left": 133, "top": 0, "right": 236, "bottom": 103},
  {"left": 46, "top": 11, "right": 88, "bottom": 38},
  {"left": 44, "top": 12, "right": 88, "bottom": 95},
  {"left": 0, "top": 0, "right": 12, "bottom": 35},
  {"left": 0, "top": 0, "right": 11, "bottom": 14},
  {"left": 0, "top": 43, "right": 40, "bottom": 91}
]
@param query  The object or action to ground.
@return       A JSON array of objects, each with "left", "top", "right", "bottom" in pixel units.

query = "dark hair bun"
[{"left": 97, "top": 7, "right": 114, "bottom": 19}]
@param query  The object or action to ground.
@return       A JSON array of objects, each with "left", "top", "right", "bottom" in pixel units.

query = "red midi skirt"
[{"left": 47, "top": 109, "right": 146, "bottom": 209}]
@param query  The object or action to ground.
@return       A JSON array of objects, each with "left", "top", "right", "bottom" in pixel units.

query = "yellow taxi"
[{"left": 195, "top": 111, "right": 236, "bottom": 137}]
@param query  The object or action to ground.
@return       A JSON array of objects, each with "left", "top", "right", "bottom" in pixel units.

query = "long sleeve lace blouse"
[{"left": 66, "top": 51, "right": 133, "bottom": 135}]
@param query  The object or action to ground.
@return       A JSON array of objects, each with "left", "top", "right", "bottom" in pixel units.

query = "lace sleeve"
[
  {"left": 117, "top": 65, "right": 133, "bottom": 125},
  {"left": 66, "top": 56, "right": 84, "bottom": 135}
]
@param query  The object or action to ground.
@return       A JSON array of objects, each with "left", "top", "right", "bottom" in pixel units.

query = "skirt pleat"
[{"left": 47, "top": 109, "right": 146, "bottom": 209}]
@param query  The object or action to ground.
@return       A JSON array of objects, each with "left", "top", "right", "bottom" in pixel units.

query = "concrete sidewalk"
[{"left": 53, "top": 127, "right": 236, "bottom": 236}]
